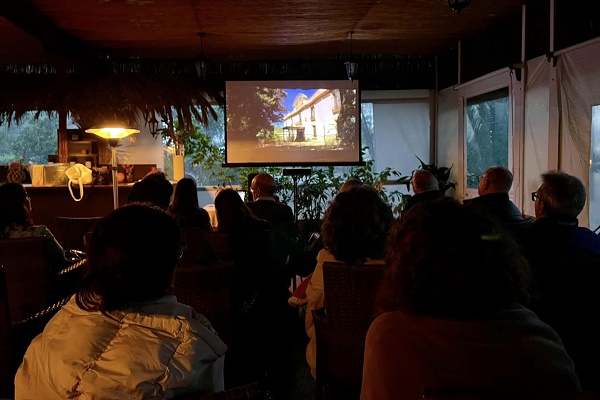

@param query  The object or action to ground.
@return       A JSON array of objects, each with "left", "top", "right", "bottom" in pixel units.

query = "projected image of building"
[{"left": 282, "top": 89, "right": 341, "bottom": 146}]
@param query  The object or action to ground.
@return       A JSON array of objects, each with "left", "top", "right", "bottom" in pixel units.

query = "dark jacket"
[
  {"left": 463, "top": 192, "right": 523, "bottom": 224},
  {"left": 518, "top": 216, "right": 600, "bottom": 261},
  {"left": 517, "top": 217, "right": 600, "bottom": 390},
  {"left": 403, "top": 190, "right": 442, "bottom": 214},
  {"left": 246, "top": 199, "right": 305, "bottom": 284}
]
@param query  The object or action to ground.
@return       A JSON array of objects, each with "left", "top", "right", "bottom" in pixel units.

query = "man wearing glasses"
[
  {"left": 522, "top": 170, "right": 600, "bottom": 259},
  {"left": 519, "top": 170, "right": 600, "bottom": 391},
  {"left": 464, "top": 166, "right": 523, "bottom": 225}
]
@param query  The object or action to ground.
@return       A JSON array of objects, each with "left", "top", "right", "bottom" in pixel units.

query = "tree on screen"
[
  {"left": 226, "top": 86, "right": 287, "bottom": 140},
  {"left": 336, "top": 89, "right": 357, "bottom": 148}
]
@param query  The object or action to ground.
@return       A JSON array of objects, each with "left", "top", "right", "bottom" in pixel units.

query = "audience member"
[
  {"left": 520, "top": 170, "right": 600, "bottom": 259},
  {"left": 305, "top": 186, "right": 393, "bottom": 378},
  {"left": 339, "top": 177, "right": 363, "bottom": 192},
  {"left": 213, "top": 188, "right": 285, "bottom": 392},
  {"left": 518, "top": 170, "right": 600, "bottom": 389},
  {"left": 127, "top": 170, "right": 173, "bottom": 209},
  {"left": 360, "top": 198, "right": 580, "bottom": 400},
  {"left": 402, "top": 170, "right": 441, "bottom": 213},
  {"left": 15, "top": 204, "right": 227, "bottom": 399},
  {"left": 246, "top": 173, "right": 305, "bottom": 287},
  {"left": 463, "top": 166, "right": 523, "bottom": 224},
  {"left": 169, "top": 177, "right": 212, "bottom": 232},
  {"left": 0, "top": 182, "right": 67, "bottom": 271}
]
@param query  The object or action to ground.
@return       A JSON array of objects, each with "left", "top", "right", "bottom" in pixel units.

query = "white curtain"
[{"left": 557, "top": 40, "right": 600, "bottom": 226}]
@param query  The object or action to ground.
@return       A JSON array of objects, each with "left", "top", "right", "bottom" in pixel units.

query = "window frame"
[{"left": 457, "top": 69, "right": 519, "bottom": 202}]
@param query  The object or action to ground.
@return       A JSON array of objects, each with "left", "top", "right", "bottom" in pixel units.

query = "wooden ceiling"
[{"left": 0, "top": 0, "right": 525, "bottom": 65}]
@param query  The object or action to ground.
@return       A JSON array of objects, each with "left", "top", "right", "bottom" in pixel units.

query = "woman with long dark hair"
[{"left": 169, "top": 177, "right": 212, "bottom": 232}]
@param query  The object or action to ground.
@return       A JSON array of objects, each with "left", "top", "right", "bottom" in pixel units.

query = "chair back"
[
  {"left": 179, "top": 227, "right": 218, "bottom": 266},
  {"left": 0, "top": 237, "right": 49, "bottom": 324},
  {"left": 313, "top": 261, "right": 385, "bottom": 399},
  {"left": 56, "top": 216, "right": 102, "bottom": 251},
  {"left": 206, "top": 233, "right": 235, "bottom": 260},
  {"left": 174, "top": 260, "right": 235, "bottom": 347},
  {"left": 0, "top": 237, "right": 69, "bottom": 398}
]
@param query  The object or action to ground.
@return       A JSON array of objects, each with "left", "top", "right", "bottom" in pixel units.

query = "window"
[
  {"left": 590, "top": 105, "right": 600, "bottom": 231},
  {"left": 465, "top": 88, "right": 510, "bottom": 189},
  {"left": 0, "top": 112, "right": 58, "bottom": 165}
]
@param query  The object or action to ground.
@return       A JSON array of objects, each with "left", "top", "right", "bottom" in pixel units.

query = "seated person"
[
  {"left": 15, "top": 204, "right": 227, "bottom": 399},
  {"left": 361, "top": 198, "right": 581, "bottom": 400},
  {"left": 463, "top": 166, "right": 524, "bottom": 224},
  {"left": 519, "top": 170, "right": 600, "bottom": 260},
  {"left": 0, "top": 182, "right": 67, "bottom": 271},
  {"left": 246, "top": 173, "right": 305, "bottom": 287},
  {"left": 402, "top": 169, "right": 442, "bottom": 214},
  {"left": 127, "top": 170, "right": 174, "bottom": 210},
  {"left": 169, "top": 177, "right": 212, "bottom": 232},
  {"left": 518, "top": 170, "right": 600, "bottom": 390},
  {"left": 305, "top": 185, "right": 394, "bottom": 378}
]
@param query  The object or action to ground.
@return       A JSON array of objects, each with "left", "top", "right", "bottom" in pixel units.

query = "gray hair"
[{"left": 538, "top": 170, "right": 586, "bottom": 219}]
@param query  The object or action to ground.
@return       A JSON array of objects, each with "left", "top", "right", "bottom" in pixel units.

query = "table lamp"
[{"left": 85, "top": 124, "right": 140, "bottom": 209}]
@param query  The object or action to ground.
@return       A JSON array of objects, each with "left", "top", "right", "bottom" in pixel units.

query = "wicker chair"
[
  {"left": 179, "top": 227, "right": 218, "bottom": 266},
  {"left": 173, "top": 260, "right": 236, "bottom": 348},
  {"left": 0, "top": 237, "right": 73, "bottom": 397},
  {"left": 56, "top": 216, "right": 102, "bottom": 251},
  {"left": 312, "top": 261, "right": 385, "bottom": 400},
  {"left": 205, "top": 233, "right": 235, "bottom": 261}
]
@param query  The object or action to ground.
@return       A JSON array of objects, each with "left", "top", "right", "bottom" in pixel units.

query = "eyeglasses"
[
  {"left": 478, "top": 174, "right": 488, "bottom": 182},
  {"left": 531, "top": 192, "right": 539, "bottom": 202},
  {"left": 250, "top": 187, "right": 257, "bottom": 192}
]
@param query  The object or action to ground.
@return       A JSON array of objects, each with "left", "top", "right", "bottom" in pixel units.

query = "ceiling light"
[
  {"left": 345, "top": 31, "right": 358, "bottom": 82},
  {"left": 195, "top": 32, "right": 209, "bottom": 78}
]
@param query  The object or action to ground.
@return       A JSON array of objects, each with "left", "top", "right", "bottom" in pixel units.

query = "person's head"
[
  {"left": 321, "top": 186, "right": 394, "bottom": 265},
  {"left": 0, "top": 182, "right": 31, "bottom": 229},
  {"left": 171, "top": 177, "right": 199, "bottom": 213},
  {"left": 339, "top": 177, "right": 363, "bottom": 193},
  {"left": 214, "top": 188, "right": 253, "bottom": 232},
  {"left": 127, "top": 171, "right": 173, "bottom": 210},
  {"left": 378, "top": 198, "right": 529, "bottom": 319},
  {"left": 411, "top": 170, "right": 439, "bottom": 194},
  {"left": 250, "top": 173, "right": 276, "bottom": 199},
  {"left": 76, "top": 204, "right": 181, "bottom": 313},
  {"left": 533, "top": 170, "right": 586, "bottom": 220},
  {"left": 478, "top": 166, "right": 513, "bottom": 196}
]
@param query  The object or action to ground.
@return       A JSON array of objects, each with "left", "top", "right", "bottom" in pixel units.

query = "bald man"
[
  {"left": 246, "top": 173, "right": 305, "bottom": 278},
  {"left": 464, "top": 166, "right": 523, "bottom": 224},
  {"left": 402, "top": 170, "right": 442, "bottom": 213}
]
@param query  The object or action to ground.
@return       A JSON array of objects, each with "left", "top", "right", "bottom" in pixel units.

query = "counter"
[{"left": 26, "top": 185, "right": 135, "bottom": 235}]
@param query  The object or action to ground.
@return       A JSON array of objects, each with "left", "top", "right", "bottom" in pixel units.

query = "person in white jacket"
[{"left": 15, "top": 204, "right": 227, "bottom": 399}]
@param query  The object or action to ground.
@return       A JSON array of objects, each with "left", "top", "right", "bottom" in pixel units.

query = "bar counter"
[{"left": 26, "top": 184, "right": 135, "bottom": 235}]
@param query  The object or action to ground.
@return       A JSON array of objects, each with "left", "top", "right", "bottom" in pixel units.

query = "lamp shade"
[
  {"left": 85, "top": 125, "right": 140, "bottom": 139},
  {"left": 345, "top": 61, "right": 358, "bottom": 82}
]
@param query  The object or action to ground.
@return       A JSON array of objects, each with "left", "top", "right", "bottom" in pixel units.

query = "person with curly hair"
[
  {"left": 15, "top": 204, "right": 227, "bottom": 399},
  {"left": 360, "top": 198, "right": 580, "bottom": 400},
  {"left": 305, "top": 185, "right": 394, "bottom": 378}
]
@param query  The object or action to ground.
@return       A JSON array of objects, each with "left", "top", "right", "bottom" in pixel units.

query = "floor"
[{"left": 284, "top": 307, "right": 315, "bottom": 400}]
